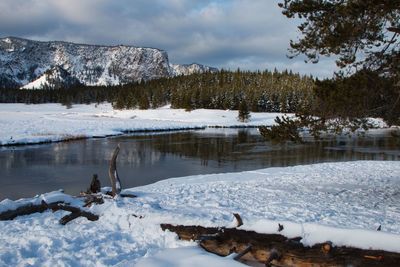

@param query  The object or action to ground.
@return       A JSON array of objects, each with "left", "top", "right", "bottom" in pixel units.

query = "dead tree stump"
[
  {"left": 86, "top": 174, "right": 101, "bottom": 194},
  {"left": 109, "top": 144, "right": 122, "bottom": 196}
]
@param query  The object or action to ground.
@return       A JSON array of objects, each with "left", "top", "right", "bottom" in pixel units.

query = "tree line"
[{"left": 0, "top": 69, "right": 315, "bottom": 113}]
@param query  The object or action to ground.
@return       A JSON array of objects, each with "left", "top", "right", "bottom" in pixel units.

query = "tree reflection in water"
[{"left": 0, "top": 128, "right": 399, "bottom": 200}]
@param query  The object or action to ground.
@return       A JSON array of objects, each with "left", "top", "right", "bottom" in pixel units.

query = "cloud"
[{"left": 0, "top": 0, "right": 338, "bottom": 77}]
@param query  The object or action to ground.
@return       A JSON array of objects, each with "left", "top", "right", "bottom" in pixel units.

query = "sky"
[{"left": 0, "top": 0, "right": 338, "bottom": 77}]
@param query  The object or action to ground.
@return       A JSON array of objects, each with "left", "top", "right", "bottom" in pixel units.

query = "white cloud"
[{"left": 0, "top": 0, "right": 338, "bottom": 77}]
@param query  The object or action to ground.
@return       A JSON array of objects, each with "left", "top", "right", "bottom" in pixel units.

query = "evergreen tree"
[
  {"left": 260, "top": 0, "right": 400, "bottom": 142},
  {"left": 279, "top": 0, "right": 399, "bottom": 123},
  {"left": 238, "top": 100, "right": 251, "bottom": 122}
]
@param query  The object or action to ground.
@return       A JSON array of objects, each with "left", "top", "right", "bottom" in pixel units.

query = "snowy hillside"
[
  {"left": 0, "top": 37, "right": 216, "bottom": 89},
  {"left": 170, "top": 63, "right": 218, "bottom": 76},
  {"left": 21, "top": 66, "right": 82, "bottom": 89}
]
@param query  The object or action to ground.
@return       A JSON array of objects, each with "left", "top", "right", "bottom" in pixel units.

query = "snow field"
[
  {"left": 0, "top": 103, "right": 391, "bottom": 147},
  {"left": 0, "top": 103, "right": 281, "bottom": 146},
  {"left": 0, "top": 161, "right": 400, "bottom": 266}
]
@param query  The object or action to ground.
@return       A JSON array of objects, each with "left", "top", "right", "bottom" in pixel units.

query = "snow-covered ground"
[
  {"left": 0, "top": 103, "right": 282, "bottom": 146},
  {"left": 1, "top": 161, "right": 400, "bottom": 266}
]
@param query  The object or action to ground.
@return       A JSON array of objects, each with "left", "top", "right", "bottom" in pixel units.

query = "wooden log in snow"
[
  {"left": 388, "top": 27, "right": 400, "bottom": 34},
  {"left": 0, "top": 201, "right": 62, "bottom": 221},
  {"left": 50, "top": 203, "right": 99, "bottom": 225},
  {"left": 0, "top": 201, "right": 99, "bottom": 225},
  {"left": 81, "top": 194, "right": 104, "bottom": 207},
  {"left": 161, "top": 224, "right": 400, "bottom": 267},
  {"left": 233, "top": 245, "right": 252, "bottom": 261}
]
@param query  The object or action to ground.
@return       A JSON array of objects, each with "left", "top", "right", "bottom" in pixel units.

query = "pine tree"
[
  {"left": 279, "top": 0, "right": 400, "bottom": 124},
  {"left": 238, "top": 100, "right": 251, "bottom": 122}
]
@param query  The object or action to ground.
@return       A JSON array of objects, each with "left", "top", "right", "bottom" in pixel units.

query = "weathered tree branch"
[
  {"left": 109, "top": 144, "right": 122, "bottom": 196},
  {"left": 81, "top": 194, "right": 104, "bottom": 207},
  {"left": 233, "top": 245, "right": 252, "bottom": 261},
  {"left": 0, "top": 200, "right": 99, "bottom": 225},
  {"left": 52, "top": 204, "right": 99, "bottom": 225},
  {"left": 233, "top": 213, "right": 243, "bottom": 227},
  {"left": 161, "top": 224, "right": 400, "bottom": 266},
  {"left": 0, "top": 201, "right": 62, "bottom": 220},
  {"left": 388, "top": 27, "right": 400, "bottom": 34}
]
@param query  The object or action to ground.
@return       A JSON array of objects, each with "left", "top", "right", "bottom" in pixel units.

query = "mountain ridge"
[{"left": 0, "top": 37, "right": 217, "bottom": 89}]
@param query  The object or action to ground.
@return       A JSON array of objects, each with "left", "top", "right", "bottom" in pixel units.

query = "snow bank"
[
  {"left": 242, "top": 219, "right": 400, "bottom": 253},
  {"left": 0, "top": 103, "right": 281, "bottom": 146},
  {"left": 135, "top": 247, "right": 246, "bottom": 267},
  {"left": 1, "top": 161, "right": 400, "bottom": 266},
  {"left": 0, "top": 103, "right": 392, "bottom": 146}
]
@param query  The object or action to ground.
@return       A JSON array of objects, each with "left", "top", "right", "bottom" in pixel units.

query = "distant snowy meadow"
[
  {"left": 0, "top": 103, "right": 390, "bottom": 146},
  {"left": 0, "top": 103, "right": 281, "bottom": 146}
]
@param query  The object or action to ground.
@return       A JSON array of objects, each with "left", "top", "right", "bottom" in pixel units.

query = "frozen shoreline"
[
  {"left": 0, "top": 103, "right": 393, "bottom": 147},
  {"left": 0, "top": 103, "right": 282, "bottom": 146},
  {"left": 0, "top": 161, "right": 399, "bottom": 266}
]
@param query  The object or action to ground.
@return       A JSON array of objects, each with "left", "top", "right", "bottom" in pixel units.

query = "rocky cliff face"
[
  {"left": 170, "top": 63, "right": 218, "bottom": 76},
  {"left": 0, "top": 37, "right": 215, "bottom": 89},
  {"left": 20, "top": 66, "right": 82, "bottom": 89}
]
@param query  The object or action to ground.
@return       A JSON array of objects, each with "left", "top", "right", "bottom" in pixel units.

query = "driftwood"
[
  {"left": 106, "top": 145, "right": 136, "bottom": 198},
  {"left": 50, "top": 204, "right": 99, "bottom": 225},
  {"left": 233, "top": 244, "right": 253, "bottom": 261},
  {"left": 161, "top": 224, "right": 400, "bottom": 267},
  {"left": 109, "top": 144, "right": 122, "bottom": 196},
  {"left": 0, "top": 201, "right": 62, "bottom": 221},
  {"left": 86, "top": 174, "right": 101, "bottom": 194},
  {"left": 233, "top": 213, "right": 243, "bottom": 227},
  {"left": 0, "top": 144, "right": 136, "bottom": 224},
  {"left": 120, "top": 193, "right": 137, "bottom": 198},
  {"left": 81, "top": 193, "right": 105, "bottom": 207},
  {"left": 388, "top": 27, "right": 400, "bottom": 34},
  {"left": 0, "top": 201, "right": 99, "bottom": 225}
]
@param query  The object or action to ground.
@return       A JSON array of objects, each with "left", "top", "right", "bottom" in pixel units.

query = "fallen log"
[
  {"left": 233, "top": 244, "right": 253, "bottom": 261},
  {"left": 80, "top": 193, "right": 105, "bottom": 207},
  {"left": 51, "top": 204, "right": 99, "bottom": 225},
  {"left": 0, "top": 201, "right": 62, "bottom": 221},
  {"left": 0, "top": 200, "right": 99, "bottom": 225},
  {"left": 161, "top": 224, "right": 400, "bottom": 267}
]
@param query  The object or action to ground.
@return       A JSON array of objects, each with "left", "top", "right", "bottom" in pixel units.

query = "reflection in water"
[{"left": 0, "top": 128, "right": 399, "bottom": 200}]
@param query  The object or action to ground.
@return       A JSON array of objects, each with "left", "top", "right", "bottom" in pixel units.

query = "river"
[{"left": 1, "top": 128, "right": 399, "bottom": 200}]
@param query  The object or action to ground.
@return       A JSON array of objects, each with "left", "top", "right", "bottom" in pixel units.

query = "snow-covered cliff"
[
  {"left": 0, "top": 37, "right": 216, "bottom": 89},
  {"left": 170, "top": 63, "right": 218, "bottom": 76},
  {"left": 21, "top": 66, "right": 82, "bottom": 89}
]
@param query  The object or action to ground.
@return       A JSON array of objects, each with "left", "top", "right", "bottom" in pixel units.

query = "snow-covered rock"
[
  {"left": 21, "top": 66, "right": 82, "bottom": 89},
  {"left": 0, "top": 37, "right": 217, "bottom": 89},
  {"left": 170, "top": 63, "right": 218, "bottom": 76}
]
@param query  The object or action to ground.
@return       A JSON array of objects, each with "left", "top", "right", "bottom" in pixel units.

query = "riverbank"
[
  {"left": 1, "top": 103, "right": 393, "bottom": 147},
  {"left": 1, "top": 161, "right": 399, "bottom": 266},
  {"left": 0, "top": 103, "right": 283, "bottom": 146}
]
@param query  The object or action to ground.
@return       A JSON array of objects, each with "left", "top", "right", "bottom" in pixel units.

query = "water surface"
[{"left": 1, "top": 128, "right": 399, "bottom": 200}]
